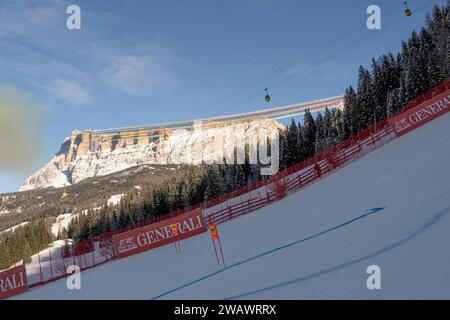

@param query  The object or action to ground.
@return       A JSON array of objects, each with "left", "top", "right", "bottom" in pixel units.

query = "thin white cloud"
[
  {"left": 0, "top": 0, "right": 181, "bottom": 105},
  {"left": 0, "top": 0, "right": 67, "bottom": 37},
  {"left": 45, "top": 79, "right": 92, "bottom": 105},
  {"left": 22, "top": 4, "right": 61, "bottom": 27},
  {"left": 0, "top": 0, "right": 93, "bottom": 107},
  {"left": 99, "top": 46, "right": 178, "bottom": 96}
]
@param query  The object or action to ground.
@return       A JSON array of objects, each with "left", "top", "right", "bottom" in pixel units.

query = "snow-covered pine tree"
[
  {"left": 226, "top": 165, "right": 237, "bottom": 193},
  {"left": 357, "top": 66, "right": 376, "bottom": 130},
  {"left": 297, "top": 121, "right": 306, "bottom": 162},
  {"left": 396, "top": 52, "right": 407, "bottom": 108},
  {"left": 234, "top": 165, "right": 247, "bottom": 189},
  {"left": 333, "top": 108, "right": 345, "bottom": 142},
  {"left": 303, "top": 110, "right": 317, "bottom": 159},
  {"left": 278, "top": 128, "right": 288, "bottom": 170},
  {"left": 446, "top": 33, "right": 450, "bottom": 77},
  {"left": 285, "top": 118, "right": 300, "bottom": 166},
  {"left": 315, "top": 112, "right": 325, "bottom": 154},
  {"left": 343, "top": 86, "right": 357, "bottom": 137},
  {"left": 371, "top": 58, "right": 386, "bottom": 121},
  {"left": 405, "top": 31, "right": 427, "bottom": 100},
  {"left": 387, "top": 88, "right": 401, "bottom": 116},
  {"left": 205, "top": 166, "right": 224, "bottom": 200},
  {"left": 420, "top": 28, "right": 444, "bottom": 88}
]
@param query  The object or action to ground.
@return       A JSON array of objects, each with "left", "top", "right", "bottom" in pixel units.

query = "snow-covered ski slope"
[{"left": 15, "top": 113, "right": 450, "bottom": 300}]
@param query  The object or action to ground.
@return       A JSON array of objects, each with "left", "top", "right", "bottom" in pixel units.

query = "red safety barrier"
[
  {"left": 389, "top": 89, "right": 450, "bottom": 136},
  {"left": 0, "top": 265, "right": 28, "bottom": 299},
  {"left": 113, "top": 208, "right": 206, "bottom": 258}
]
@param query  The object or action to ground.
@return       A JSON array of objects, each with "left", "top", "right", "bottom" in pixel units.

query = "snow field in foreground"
[{"left": 15, "top": 113, "right": 450, "bottom": 299}]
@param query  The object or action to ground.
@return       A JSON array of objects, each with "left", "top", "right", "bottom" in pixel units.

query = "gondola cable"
[
  {"left": 208, "top": 0, "right": 430, "bottom": 118},
  {"left": 183, "top": 2, "right": 409, "bottom": 120}
]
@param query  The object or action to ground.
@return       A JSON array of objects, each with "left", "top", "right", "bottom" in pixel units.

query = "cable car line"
[
  {"left": 209, "top": 1, "right": 425, "bottom": 119},
  {"left": 183, "top": 2, "right": 407, "bottom": 121},
  {"left": 94, "top": 1, "right": 427, "bottom": 143}
]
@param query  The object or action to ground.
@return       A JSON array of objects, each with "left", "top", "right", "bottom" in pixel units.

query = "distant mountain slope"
[{"left": 0, "top": 164, "right": 190, "bottom": 233}]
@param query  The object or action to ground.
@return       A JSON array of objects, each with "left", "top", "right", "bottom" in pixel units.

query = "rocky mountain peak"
[{"left": 20, "top": 118, "right": 284, "bottom": 191}]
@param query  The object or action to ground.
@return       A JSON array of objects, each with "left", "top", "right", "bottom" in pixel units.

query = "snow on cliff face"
[
  {"left": 20, "top": 155, "right": 70, "bottom": 191},
  {"left": 20, "top": 119, "right": 284, "bottom": 191}
]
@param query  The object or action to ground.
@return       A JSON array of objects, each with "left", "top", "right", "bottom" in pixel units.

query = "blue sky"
[{"left": 0, "top": 0, "right": 446, "bottom": 193}]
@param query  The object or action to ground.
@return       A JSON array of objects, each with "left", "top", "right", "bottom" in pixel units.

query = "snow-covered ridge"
[
  {"left": 20, "top": 119, "right": 284, "bottom": 191},
  {"left": 0, "top": 221, "right": 29, "bottom": 235}
]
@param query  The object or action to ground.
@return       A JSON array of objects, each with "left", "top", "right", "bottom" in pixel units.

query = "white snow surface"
[
  {"left": 51, "top": 214, "right": 75, "bottom": 237},
  {"left": 51, "top": 211, "right": 95, "bottom": 237},
  {"left": 107, "top": 194, "right": 125, "bottom": 206},
  {"left": 14, "top": 113, "right": 450, "bottom": 299},
  {"left": 0, "top": 222, "right": 29, "bottom": 235}
]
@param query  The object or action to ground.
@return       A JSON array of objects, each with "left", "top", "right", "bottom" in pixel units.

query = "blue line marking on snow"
[{"left": 150, "top": 207, "right": 385, "bottom": 300}]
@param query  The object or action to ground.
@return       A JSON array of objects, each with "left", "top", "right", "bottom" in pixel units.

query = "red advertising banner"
[
  {"left": 389, "top": 89, "right": 450, "bottom": 136},
  {"left": 113, "top": 208, "right": 207, "bottom": 258},
  {"left": 0, "top": 265, "right": 28, "bottom": 299}
]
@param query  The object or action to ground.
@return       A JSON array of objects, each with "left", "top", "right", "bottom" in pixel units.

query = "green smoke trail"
[{"left": 0, "top": 85, "right": 45, "bottom": 171}]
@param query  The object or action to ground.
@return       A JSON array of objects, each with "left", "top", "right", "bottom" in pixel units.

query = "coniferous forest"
[{"left": 0, "top": 3, "right": 448, "bottom": 270}]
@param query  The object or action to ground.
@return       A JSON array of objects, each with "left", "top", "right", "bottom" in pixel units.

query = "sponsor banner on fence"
[
  {"left": 389, "top": 89, "right": 450, "bottom": 136},
  {"left": 0, "top": 265, "right": 28, "bottom": 299},
  {"left": 113, "top": 208, "right": 207, "bottom": 258}
]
